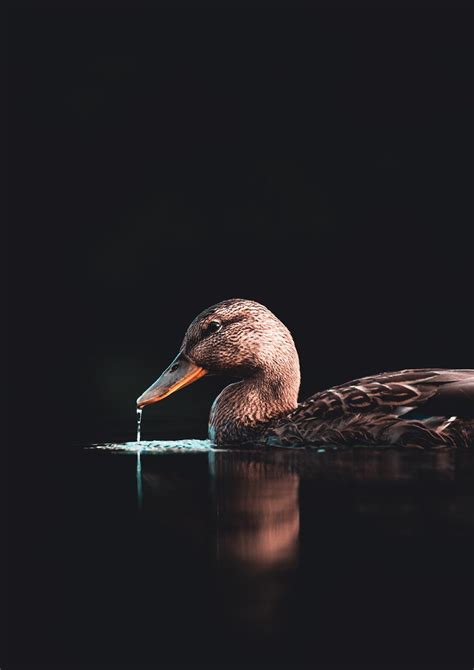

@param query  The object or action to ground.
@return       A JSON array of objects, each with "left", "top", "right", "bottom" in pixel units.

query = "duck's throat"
[{"left": 209, "top": 374, "right": 299, "bottom": 445}]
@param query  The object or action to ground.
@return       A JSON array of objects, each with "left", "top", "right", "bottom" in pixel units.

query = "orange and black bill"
[{"left": 136, "top": 353, "right": 207, "bottom": 409}]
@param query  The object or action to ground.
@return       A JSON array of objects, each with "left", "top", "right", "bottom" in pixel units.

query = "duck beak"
[{"left": 136, "top": 353, "right": 208, "bottom": 409}]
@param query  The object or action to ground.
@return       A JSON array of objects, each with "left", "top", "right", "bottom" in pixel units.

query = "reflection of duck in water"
[
  {"left": 137, "top": 299, "right": 474, "bottom": 448},
  {"left": 209, "top": 451, "right": 299, "bottom": 632},
  {"left": 210, "top": 451, "right": 299, "bottom": 571}
]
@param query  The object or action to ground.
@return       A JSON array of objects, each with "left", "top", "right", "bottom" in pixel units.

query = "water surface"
[{"left": 10, "top": 440, "right": 474, "bottom": 668}]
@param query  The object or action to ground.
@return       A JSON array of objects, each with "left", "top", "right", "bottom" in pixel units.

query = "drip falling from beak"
[{"left": 136, "top": 353, "right": 208, "bottom": 409}]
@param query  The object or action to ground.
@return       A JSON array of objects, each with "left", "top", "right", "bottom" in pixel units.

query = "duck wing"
[
  {"left": 291, "top": 369, "right": 474, "bottom": 422},
  {"left": 265, "top": 369, "right": 474, "bottom": 448}
]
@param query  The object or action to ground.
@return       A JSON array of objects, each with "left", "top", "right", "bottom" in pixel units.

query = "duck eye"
[{"left": 206, "top": 320, "right": 222, "bottom": 334}]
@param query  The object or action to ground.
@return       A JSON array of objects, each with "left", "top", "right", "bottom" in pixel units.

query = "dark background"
[
  {"left": 7, "top": 8, "right": 474, "bottom": 447},
  {"left": 6, "top": 8, "right": 474, "bottom": 669}
]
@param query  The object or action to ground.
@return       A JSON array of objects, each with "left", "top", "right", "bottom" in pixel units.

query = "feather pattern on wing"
[{"left": 265, "top": 369, "right": 474, "bottom": 448}]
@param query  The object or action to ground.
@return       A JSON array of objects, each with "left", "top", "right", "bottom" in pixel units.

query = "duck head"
[{"left": 136, "top": 299, "right": 301, "bottom": 444}]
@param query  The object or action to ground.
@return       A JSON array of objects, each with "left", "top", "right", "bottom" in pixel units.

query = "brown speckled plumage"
[
  {"left": 266, "top": 369, "right": 474, "bottom": 448},
  {"left": 139, "top": 299, "right": 474, "bottom": 448}
]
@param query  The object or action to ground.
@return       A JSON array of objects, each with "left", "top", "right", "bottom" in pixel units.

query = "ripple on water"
[{"left": 90, "top": 439, "right": 212, "bottom": 454}]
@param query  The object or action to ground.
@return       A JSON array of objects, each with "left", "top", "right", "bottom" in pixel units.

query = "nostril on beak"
[{"left": 169, "top": 363, "right": 179, "bottom": 373}]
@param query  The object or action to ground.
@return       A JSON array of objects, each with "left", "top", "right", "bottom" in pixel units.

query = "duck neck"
[{"left": 209, "top": 357, "right": 300, "bottom": 445}]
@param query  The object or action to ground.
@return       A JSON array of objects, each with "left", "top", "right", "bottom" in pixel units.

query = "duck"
[{"left": 136, "top": 299, "right": 474, "bottom": 448}]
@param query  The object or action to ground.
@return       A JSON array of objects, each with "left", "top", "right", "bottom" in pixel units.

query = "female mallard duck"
[{"left": 137, "top": 299, "right": 474, "bottom": 448}]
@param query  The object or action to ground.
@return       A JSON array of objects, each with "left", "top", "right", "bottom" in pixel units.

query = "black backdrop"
[
  {"left": 6, "top": 9, "right": 474, "bottom": 670},
  {"left": 8, "top": 9, "right": 473, "bottom": 444}
]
